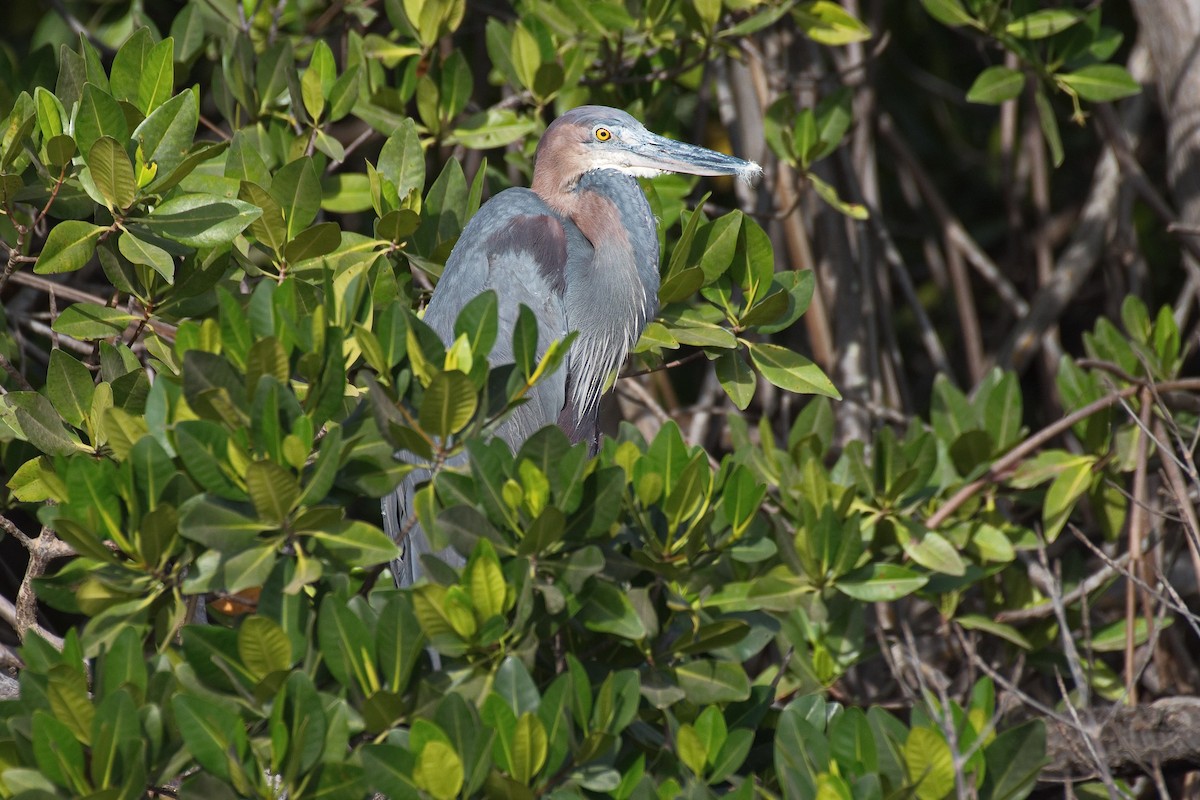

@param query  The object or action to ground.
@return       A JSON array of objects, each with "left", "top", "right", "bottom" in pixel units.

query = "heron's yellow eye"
[{"left": 595, "top": 127, "right": 612, "bottom": 142}]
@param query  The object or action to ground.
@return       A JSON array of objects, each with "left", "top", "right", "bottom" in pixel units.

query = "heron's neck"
[{"left": 548, "top": 171, "right": 661, "bottom": 423}]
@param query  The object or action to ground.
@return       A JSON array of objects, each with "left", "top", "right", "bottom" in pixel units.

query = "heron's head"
[{"left": 531, "top": 106, "right": 761, "bottom": 199}]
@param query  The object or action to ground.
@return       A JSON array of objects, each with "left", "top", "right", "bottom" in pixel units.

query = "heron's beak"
[{"left": 619, "top": 129, "right": 762, "bottom": 184}]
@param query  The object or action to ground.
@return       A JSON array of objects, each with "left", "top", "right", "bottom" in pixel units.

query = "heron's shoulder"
[{"left": 470, "top": 187, "right": 555, "bottom": 224}]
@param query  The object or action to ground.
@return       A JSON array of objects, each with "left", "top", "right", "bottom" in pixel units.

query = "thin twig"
[
  {"left": 995, "top": 551, "right": 1129, "bottom": 624},
  {"left": 0, "top": 353, "right": 33, "bottom": 391}
]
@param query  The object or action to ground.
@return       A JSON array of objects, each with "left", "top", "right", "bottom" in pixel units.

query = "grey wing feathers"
[{"left": 385, "top": 189, "right": 586, "bottom": 585}]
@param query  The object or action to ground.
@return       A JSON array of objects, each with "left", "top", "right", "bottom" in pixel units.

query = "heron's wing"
[
  {"left": 387, "top": 188, "right": 590, "bottom": 585},
  {"left": 421, "top": 187, "right": 587, "bottom": 448}
]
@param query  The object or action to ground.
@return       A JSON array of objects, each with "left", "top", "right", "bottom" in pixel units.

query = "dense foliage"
[{"left": 0, "top": 0, "right": 1197, "bottom": 798}]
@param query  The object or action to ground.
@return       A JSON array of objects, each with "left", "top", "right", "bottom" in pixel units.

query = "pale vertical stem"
[
  {"left": 999, "top": 50, "right": 1022, "bottom": 273},
  {"left": 1026, "top": 94, "right": 1060, "bottom": 394},
  {"left": 946, "top": 241, "right": 984, "bottom": 384},
  {"left": 1124, "top": 388, "right": 1153, "bottom": 704},
  {"left": 1154, "top": 416, "right": 1200, "bottom": 633}
]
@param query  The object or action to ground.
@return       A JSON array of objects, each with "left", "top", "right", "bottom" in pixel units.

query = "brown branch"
[
  {"left": 5, "top": 270, "right": 121, "bottom": 307},
  {"left": 1043, "top": 697, "right": 1200, "bottom": 783},
  {"left": 622, "top": 349, "right": 705, "bottom": 378},
  {"left": 926, "top": 377, "right": 1200, "bottom": 529},
  {"left": 0, "top": 515, "right": 73, "bottom": 647}
]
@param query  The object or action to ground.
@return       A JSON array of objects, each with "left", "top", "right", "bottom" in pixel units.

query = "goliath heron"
[{"left": 383, "top": 106, "right": 760, "bottom": 585}]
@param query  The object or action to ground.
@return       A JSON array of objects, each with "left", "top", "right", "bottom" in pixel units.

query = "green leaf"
[
  {"left": 1042, "top": 456, "right": 1095, "bottom": 541},
  {"left": 836, "top": 563, "right": 928, "bottom": 601},
  {"left": 52, "top": 303, "right": 139, "bottom": 339},
  {"left": 715, "top": 350, "right": 755, "bottom": 411},
  {"left": 980, "top": 720, "right": 1046, "bottom": 800},
  {"left": 47, "top": 349, "right": 95, "bottom": 429},
  {"left": 663, "top": 451, "right": 712, "bottom": 531},
  {"left": 982, "top": 370, "right": 1023, "bottom": 450},
  {"left": 510, "top": 23, "right": 540, "bottom": 94},
  {"left": 90, "top": 689, "right": 138, "bottom": 789},
  {"left": 1090, "top": 616, "right": 1169, "bottom": 653},
  {"left": 676, "top": 724, "right": 708, "bottom": 776},
  {"left": 119, "top": 229, "right": 174, "bottom": 283},
  {"left": 710, "top": 727, "right": 754, "bottom": 783},
  {"left": 363, "top": 744, "right": 421, "bottom": 798},
  {"left": 301, "top": 59, "right": 326, "bottom": 122},
  {"left": 795, "top": 1, "right": 872, "bottom": 45},
  {"left": 453, "top": 290, "right": 499, "bottom": 366},
  {"left": 511, "top": 304, "right": 538, "bottom": 379},
  {"left": 905, "top": 727, "right": 955, "bottom": 800},
  {"left": 33, "top": 710, "right": 86, "bottom": 792},
  {"left": 378, "top": 117, "right": 426, "bottom": 201},
  {"left": 87, "top": 136, "right": 136, "bottom": 211},
  {"left": 378, "top": 593, "right": 425, "bottom": 694},
  {"left": 969, "top": 521, "right": 1016, "bottom": 563},
  {"left": 693, "top": 706, "right": 728, "bottom": 766},
  {"left": 109, "top": 27, "right": 154, "bottom": 104},
  {"left": 35, "top": 86, "right": 67, "bottom": 142},
  {"left": 271, "top": 157, "right": 322, "bottom": 240},
  {"left": 738, "top": 289, "right": 791, "bottom": 329},
  {"left": 510, "top": 712, "right": 548, "bottom": 785},
  {"left": 1058, "top": 64, "right": 1141, "bottom": 103},
  {"left": 899, "top": 523, "right": 966, "bottom": 576},
  {"left": 920, "top": 0, "right": 974, "bottom": 27},
  {"left": 255, "top": 39, "right": 295, "bottom": 114},
  {"left": 35, "top": 221, "right": 106, "bottom": 274},
  {"left": 415, "top": 157, "right": 467, "bottom": 257},
  {"left": 668, "top": 319, "right": 738, "bottom": 349},
  {"left": 0, "top": 173, "right": 22, "bottom": 211},
  {"left": 578, "top": 580, "right": 646, "bottom": 640},
  {"left": 225, "top": 131, "right": 272, "bottom": 186},
  {"left": 420, "top": 369, "right": 477, "bottom": 437},
  {"left": 1004, "top": 9, "right": 1082, "bottom": 39},
  {"left": 283, "top": 221, "right": 341, "bottom": 263},
  {"left": 304, "top": 521, "right": 399, "bottom": 568},
  {"left": 239, "top": 181, "right": 287, "bottom": 256},
  {"left": 329, "top": 64, "right": 362, "bottom": 122},
  {"left": 414, "top": 740, "right": 464, "bottom": 800},
  {"left": 967, "top": 66, "right": 1025, "bottom": 105},
  {"left": 45, "top": 133, "right": 76, "bottom": 168},
  {"left": 376, "top": 208, "right": 420, "bottom": 243},
  {"left": 245, "top": 460, "right": 300, "bottom": 525},
  {"left": 46, "top": 663, "right": 95, "bottom": 745},
  {"left": 748, "top": 343, "right": 840, "bottom": 398},
  {"left": 956, "top": 614, "right": 1033, "bottom": 650},
  {"left": 808, "top": 172, "right": 868, "bottom": 219},
  {"left": 675, "top": 660, "right": 751, "bottom": 704},
  {"left": 238, "top": 615, "right": 293, "bottom": 680},
  {"left": 731, "top": 215, "right": 774, "bottom": 306},
  {"left": 143, "top": 194, "right": 262, "bottom": 248},
  {"left": 1034, "top": 88, "right": 1063, "bottom": 168},
  {"left": 137, "top": 37, "right": 175, "bottom": 114},
  {"left": 171, "top": 694, "right": 246, "bottom": 782},
  {"left": 134, "top": 90, "right": 201, "bottom": 185},
  {"left": 75, "top": 83, "right": 128, "bottom": 157},
  {"left": 448, "top": 109, "right": 539, "bottom": 149},
  {"left": 465, "top": 539, "right": 506, "bottom": 622},
  {"left": 659, "top": 265, "right": 705, "bottom": 304},
  {"left": 317, "top": 596, "right": 376, "bottom": 693}
]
